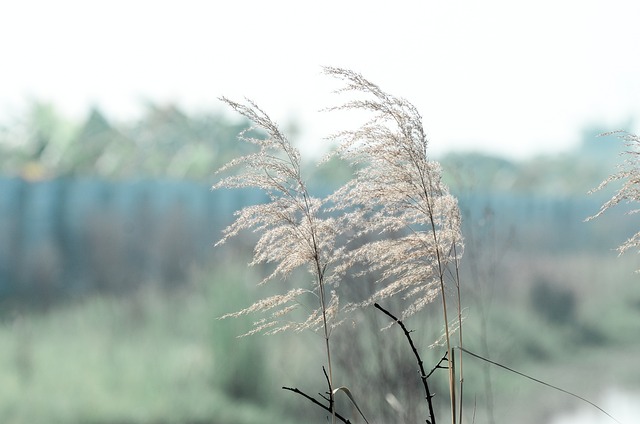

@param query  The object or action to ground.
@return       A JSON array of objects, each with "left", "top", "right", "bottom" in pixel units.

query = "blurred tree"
[
  {"left": 0, "top": 102, "right": 256, "bottom": 181},
  {"left": 0, "top": 102, "right": 76, "bottom": 179},
  {"left": 1, "top": 103, "right": 627, "bottom": 190},
  {"left": 580, "top": 123, "right": 629, "bottom": 161},
  {"left": 63, "top": 108, "right": 135, "bottom": 177},
  {"left": 440, "top": 123, "right": 630, "bottom": 196},
  {"left": 441, "top": 152, "right": 519, "bottom": 191}
]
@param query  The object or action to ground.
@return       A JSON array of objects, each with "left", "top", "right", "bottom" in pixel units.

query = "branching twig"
[
  {"left": 426, "top": 352, "right": 449, "bottom": 379},
  {"left": 374, "top": 303, "right": 437, "bottom": 424},
  {"left": 282, "top": 386, "right": 352, "bottom": 424}
]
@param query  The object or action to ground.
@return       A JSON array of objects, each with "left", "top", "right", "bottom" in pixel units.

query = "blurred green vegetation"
[
  {"left": 0, "top": 104, "right": 639, "bottom": 423},
  {"left": 439, "top": 125, "right": 628, "bottom": 196},
  {"left": 0, "top": 102, "right": 252, "bottom": 181},
  {"left": 1, "top": 251, "right": 635, "bottom": 424},
  {"left": 0, "top": 101, "right": 629, "bottom": 194},
  {"left": 0, "top": 263, "right": 311, "bottom": 424}
]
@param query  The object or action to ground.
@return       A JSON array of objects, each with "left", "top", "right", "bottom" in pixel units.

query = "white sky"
[{"left": 1, "top": 0, "right": 639, "bottom": 159}]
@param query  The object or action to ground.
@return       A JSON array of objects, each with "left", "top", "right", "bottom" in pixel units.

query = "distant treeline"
[
  {"left": 0, "top": 176, "right": 630, "bottom": 306},
  {"left": 0, "top": 101, "right": 629, "bottom": 193},
  {"left": 0, "top": 102, "right": 253, "bottom": 181}
]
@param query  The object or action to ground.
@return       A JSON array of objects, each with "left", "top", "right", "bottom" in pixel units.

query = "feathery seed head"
[
  {"left": 324, "top": 67, "right": 464, "bottom": 319},
  {"left": 588, "top": 131, "right": 640, "bottom": 263},
  {"left": 214, "top": 97, "right": 341, "bottom": 335},
  {"left": 215, "top": 68, "right": 464, "bottom": 334}
]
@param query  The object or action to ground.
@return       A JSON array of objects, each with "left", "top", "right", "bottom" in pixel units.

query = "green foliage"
[
  {"left": 0, "top": 269, "right": 301, "bottom": 424},
  {"left": 210, "top": 270, "right": 270, "bottom": 403},
  {"left": 0, "top": 247, "right": 636, "bottom": 424},
  {"left": 440, "top": 127, "right": 626, "bottom": 196},
  {"left": 528, "top": 278, "right": 576, "bottom": 324},
  {"left": 0, "top": 102, "right": 253, "bottom": 181},
  {"left": 0, "top": 102, "right": 76, "bottom": 179}
]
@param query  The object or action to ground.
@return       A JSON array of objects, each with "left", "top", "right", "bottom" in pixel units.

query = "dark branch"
[
  {"left": 282, "top": 386, "right": 352, "bottom": 424},
  {"left": 374, "top": 303, "right": 437, "bottom": 424},
  {"left": 426, "top": 352, "right": 449, "bottom": 379}
]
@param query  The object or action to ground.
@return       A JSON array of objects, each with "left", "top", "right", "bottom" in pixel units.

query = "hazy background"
[
  {"left": 1, "top": 1, "right": 639, "bottom": 424},
  {"left": 2, "top": 0, "right": 640, "bottom": 158}
]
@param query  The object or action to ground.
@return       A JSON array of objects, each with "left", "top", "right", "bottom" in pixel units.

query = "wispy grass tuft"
[
  {"left": 214, "top": 95, "right": 344, "bottom": 422},
  {"left": 588, "top": 131, "right": 640, "bottom": 265},
  {"left": 215, "top": 67, "right": 465, "bottom": 424}
]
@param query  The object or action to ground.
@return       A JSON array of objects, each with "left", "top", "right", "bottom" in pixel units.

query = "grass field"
[
  {"left": 0, "top": 264, "right": 308, "bottom": 424},
  {"left": 0, "top": 251, "right": 638, "bottom": 424}
]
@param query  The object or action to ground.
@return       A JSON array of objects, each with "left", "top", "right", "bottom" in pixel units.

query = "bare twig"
[
  {"left": 282, "top": 386, "right": 352, "bottom": 424},
  {"left": 426, "top": 351, "right": 449, "bottom": 379},
  {"left": 374, "top": 303, "right": 437, "bottom": 424},
  {"left": 322, "top": 366, "right": 333, "bottom": 407}
]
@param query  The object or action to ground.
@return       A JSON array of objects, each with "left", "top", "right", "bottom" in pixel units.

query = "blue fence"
[
  {"left": 0, "top": 177, "right": 630, "bottom": 303},
  {"left": 0, "top": 177, "right": 266, "bottom": 302}
]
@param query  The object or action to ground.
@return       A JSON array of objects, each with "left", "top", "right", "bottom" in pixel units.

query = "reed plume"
[
  {"left": 214, "top": 96, "right": 341, "bottom": 422},
  {"left": 215, "top": 68, "right": 465, "bottom": 423},
  {"left": 322, "top": 67, "right": 464, "bottom": 423}
]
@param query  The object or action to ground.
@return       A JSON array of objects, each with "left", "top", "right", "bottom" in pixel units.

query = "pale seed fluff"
[
  {"left": 588, "top": 131, "right": 640, "bottom": 270},
  {"left": 215, "top": 68, "right": 464, "bottom": 335}
]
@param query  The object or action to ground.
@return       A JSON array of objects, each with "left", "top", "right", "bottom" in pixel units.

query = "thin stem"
[
  {"left": 320, "top": 298, "right": 336, "bottom": 424},
  {"left": 436, "top": 259, "right": 455, "bottom": 424},
  {"left": 303, "top": 188, "right": 336, "bottom": 424},
  {"left": 457, "top": 347, "right": 622, "bottom": 424},
  {"left": 453, "top": 240, "right": 464, "bottom": 424},
  {"left": 426, "top": 197, "right": 455, "bottom": 424},
  {"left": 418, "top": 168, "right": 455, "bottom": 424}
]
